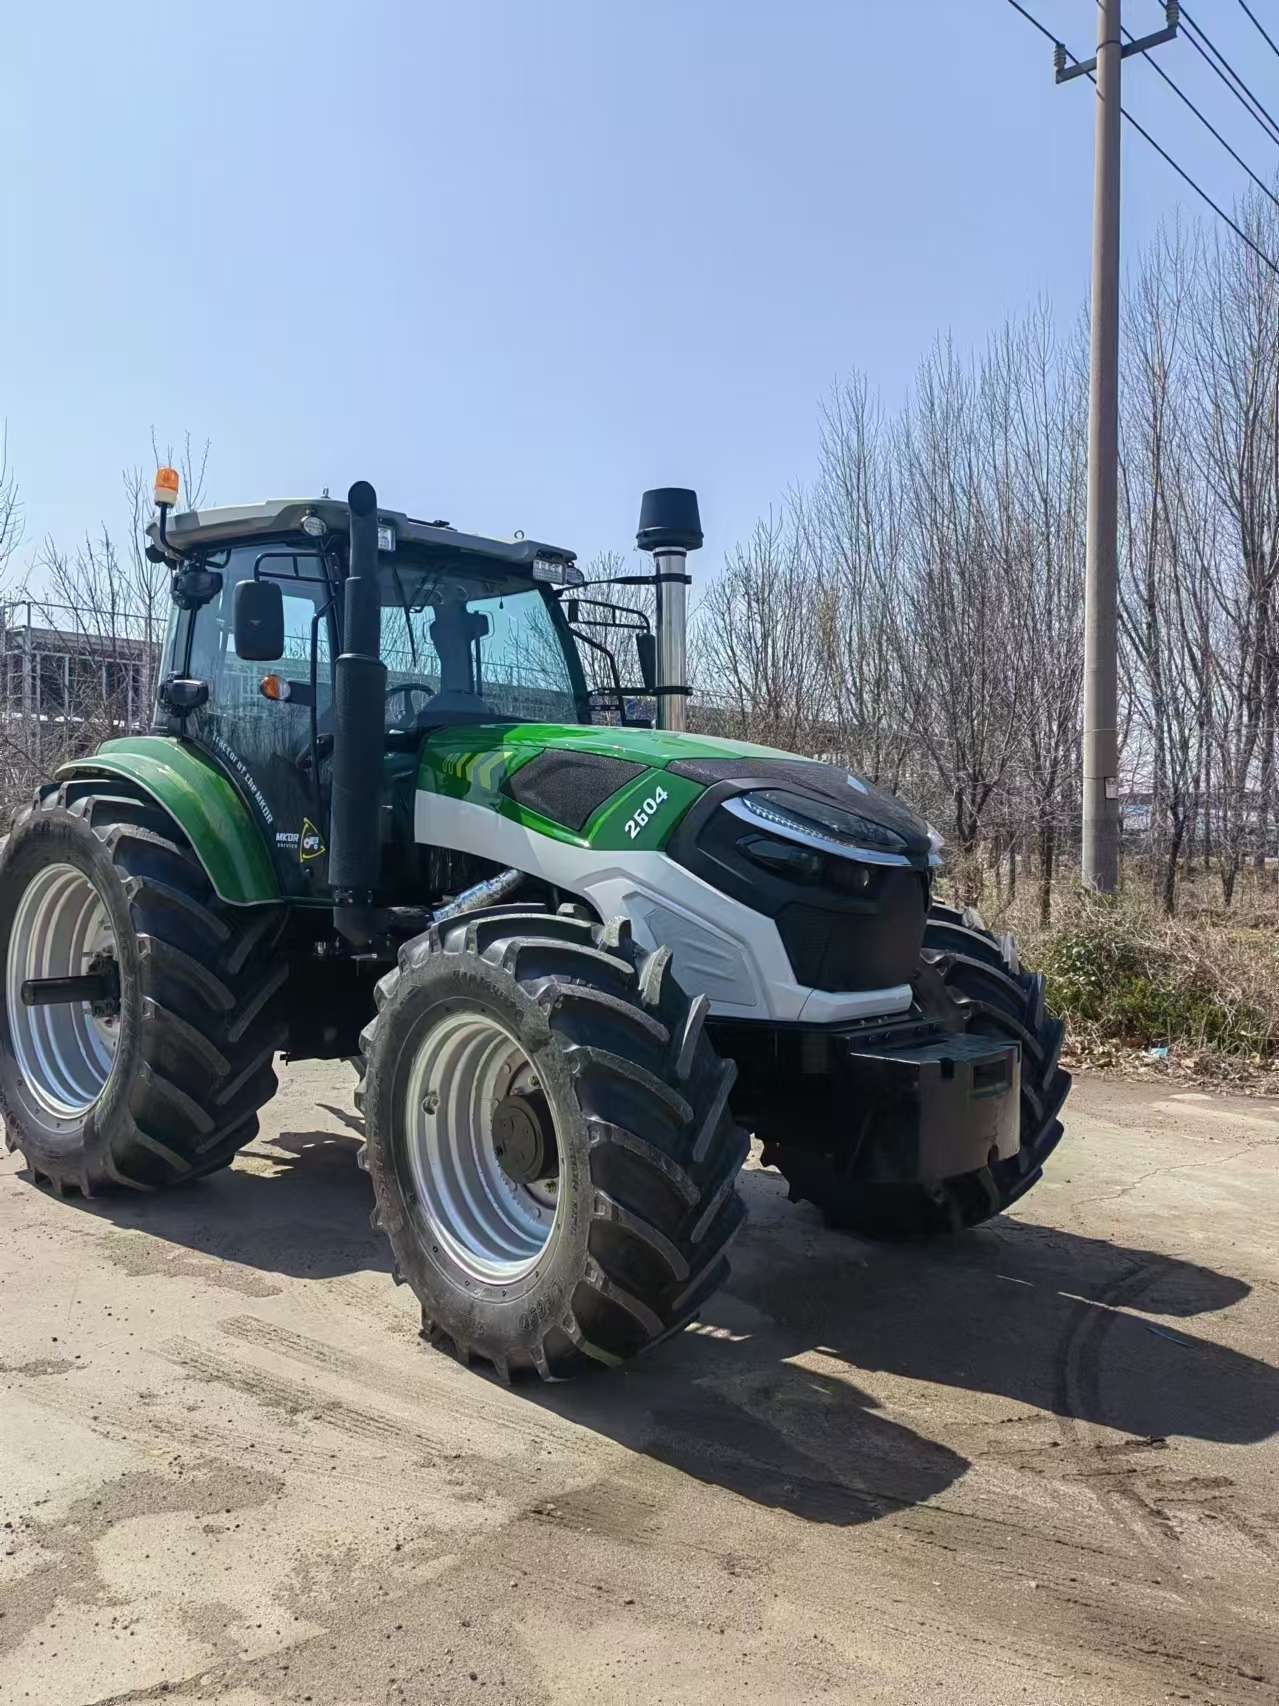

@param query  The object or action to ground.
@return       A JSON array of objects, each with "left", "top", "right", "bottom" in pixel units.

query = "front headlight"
[
  {"left": 726, "top": 788, "right": 914, "bottom": 866},
  {"left": 731, "top": 788, "right": 910, "bottom": 856}
]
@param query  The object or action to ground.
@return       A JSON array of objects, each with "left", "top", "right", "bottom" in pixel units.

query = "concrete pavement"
[{"left": 1, "top": 1067, "right": 1277, "bottom": 1705}]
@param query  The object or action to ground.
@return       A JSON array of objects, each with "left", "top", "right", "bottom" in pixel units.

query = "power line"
[
  {"left": 1004, "top": 1, "right": 1279, "bottom": 281},
  {"left": 1122, "top": 20, "right": 1279, "bottom": 213},
  {"left": 1123, "top": 102, "right": 1279, "bottom": 278},
  {"left": 1177, "top": 5, "right": 1279, "bottom": 147},
  {"left": 1236, "top": 0, "right": 1279, "bottom": 65},
  {"left": 1180, "top": 6, "right": 1279, "bottom": 141},
  {"left": 1007, "top": 0, "right": 1060, "bottom": 49}
]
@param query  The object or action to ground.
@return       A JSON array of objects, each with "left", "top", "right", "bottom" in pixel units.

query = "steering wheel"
[{"left": 384, "top": 683, "right": 436, "bottom": 729}]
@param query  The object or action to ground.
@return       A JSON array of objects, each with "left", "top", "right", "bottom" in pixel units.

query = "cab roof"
[{"left": 147, "top": 497, "right": 577, "bottom": 574}]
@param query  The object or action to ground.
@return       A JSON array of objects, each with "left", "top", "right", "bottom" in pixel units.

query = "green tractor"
[{"left": 0, "top": 476, "right": 1069, "bottom": 1379}]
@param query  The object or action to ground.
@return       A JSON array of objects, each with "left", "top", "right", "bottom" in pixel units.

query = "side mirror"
[
  {"left": 635, "top": 630, "right": 657, "bottom": 694},
  {"left": 233, "top": 578, "right": 285, "bottom": 661},
  {"left": 565, "top": 598, "right": 579, "bottom": 625},
  {"left": 159, "top": 676, "right": 209, "bottom": 714}
]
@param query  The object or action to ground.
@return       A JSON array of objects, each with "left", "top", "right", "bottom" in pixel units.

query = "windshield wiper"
[{"left": 388, "top": 560, "right": 417, "bottom": 665}]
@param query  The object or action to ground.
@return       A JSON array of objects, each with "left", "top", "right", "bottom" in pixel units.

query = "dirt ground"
[{"left": 2, "top": 1067, "right": 1277, "bottom": 1706}]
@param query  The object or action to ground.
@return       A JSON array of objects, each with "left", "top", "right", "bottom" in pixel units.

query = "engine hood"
[{"left": 416, "top": 722, "right": 932, "bottom": 857}]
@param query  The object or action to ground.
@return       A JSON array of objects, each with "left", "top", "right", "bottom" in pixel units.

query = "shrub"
[{"left": 1031, "top": 900, "right": 1274, "bottom": 1059}]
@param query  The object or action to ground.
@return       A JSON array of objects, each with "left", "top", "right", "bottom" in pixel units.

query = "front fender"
[{"left": 58, "top": 736, "right": 280, "bottom": 906}]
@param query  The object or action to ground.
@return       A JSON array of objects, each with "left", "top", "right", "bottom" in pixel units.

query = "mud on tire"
[
  {"left": 776, "top": 903, "right": 1071, "bottom": 1238},
  {"left": 356, "top": 905, "right": 749, "bottom": 1380},
  {"left": 0, "top": 781, "right": 287, "bottom": 1193}
]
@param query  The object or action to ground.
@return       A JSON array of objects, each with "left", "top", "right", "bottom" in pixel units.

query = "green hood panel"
[
  {"left": 421, "top": 723, "right": 792, "bottom": 770},
  {"left": 417, "top": 722, "right": 792, "bottom": 851},
  {"left": 59, "top": 736, "right": 279, "bottom": 905}
]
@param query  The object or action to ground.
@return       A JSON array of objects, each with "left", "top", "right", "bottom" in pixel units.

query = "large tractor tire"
[
  {"left": 775, "top": 903, "right": 1070, "bottom": 1239},
  {"left": 356, "top": 905, "right": 748, "bottom": 1380},
  {"left": 0, "top": 781, "right": 286, "bottom": 1194}
]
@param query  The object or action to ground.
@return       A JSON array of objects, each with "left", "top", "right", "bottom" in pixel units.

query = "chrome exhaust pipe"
[{"left": 636, "top": 487, "right": 702, "bottom": 732}]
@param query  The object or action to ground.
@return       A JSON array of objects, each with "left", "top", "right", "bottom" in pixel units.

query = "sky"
[{"left": 3, "top": 0, "right": 1278, "bottom": 588}]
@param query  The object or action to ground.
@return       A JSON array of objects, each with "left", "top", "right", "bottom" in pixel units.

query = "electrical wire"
[
  {"left": 1236, "top": 0, "right": 1279, "bottom": 65},
  {"left": 1004, "top": 0, "right": 1279, "bottom": 280},
  {"left": 1121, "top": 19, "right": 1279, "bottom": 213},
  {"left": 1121, "top": 103, "right": 1279, "bottom": 279},
  {"left": 1176, "top": 5, "right": 1279, "bottom": 147},
  {"left": 1006, "top": 0, "right": 1060, "bottom": 49}
]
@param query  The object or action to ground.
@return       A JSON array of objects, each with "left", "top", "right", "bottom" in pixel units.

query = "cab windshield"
[
  {"left": 168, "top": 544, "right": 587, "bottom": 740},
  {"left": 377, "top": 568, "right": 584, "bottom": 727}
]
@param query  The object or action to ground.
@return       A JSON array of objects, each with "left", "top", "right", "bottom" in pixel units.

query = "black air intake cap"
[{"left": 636, "top": 488, "right": 703, "bottom": 553}]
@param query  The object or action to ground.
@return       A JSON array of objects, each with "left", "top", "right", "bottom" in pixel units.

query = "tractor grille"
[{"left": 666, "top": 776, "right": 929, "bottom": 993}]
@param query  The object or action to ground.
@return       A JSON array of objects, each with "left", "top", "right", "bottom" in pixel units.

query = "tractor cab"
[{"left": 147, "top": 485, "right": 684, "bottom": 905}]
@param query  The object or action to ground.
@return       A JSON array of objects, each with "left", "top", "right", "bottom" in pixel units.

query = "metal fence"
[{"left": 0, "top": 601, "right": 162, "bottom": 815}]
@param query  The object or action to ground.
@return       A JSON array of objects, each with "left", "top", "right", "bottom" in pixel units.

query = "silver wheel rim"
[
  {"left": 405, "top": 1010, "right": 560, "bottom": 1284},
  {"left": 6, "top": 863, "right": 119, "bottom": 1120}
]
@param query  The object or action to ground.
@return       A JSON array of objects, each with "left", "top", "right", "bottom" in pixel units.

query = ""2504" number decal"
[{"left": 624, "top": 785, "right": 669, "bottom": 840}]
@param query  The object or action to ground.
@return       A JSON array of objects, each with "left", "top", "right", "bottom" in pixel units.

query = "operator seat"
[{"left": 415, "top": 599, "right": 491, "bottom": 717}]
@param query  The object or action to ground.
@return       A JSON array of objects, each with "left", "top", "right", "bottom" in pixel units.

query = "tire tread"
[
  {"left": 1, "top": 783, "right": 285, "bottom": 1195},
  {"left": 357, "top": 906, "right": 747, "bottom": 1380}
]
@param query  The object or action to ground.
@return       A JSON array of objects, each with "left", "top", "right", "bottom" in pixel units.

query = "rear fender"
[{"left": 58, "top": 736, "right": 280, "bottom": 906}]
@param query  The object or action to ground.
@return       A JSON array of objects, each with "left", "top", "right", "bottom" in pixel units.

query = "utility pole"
[{"left": 1055, "top": 1, "right": 1178, "bottom": 893}]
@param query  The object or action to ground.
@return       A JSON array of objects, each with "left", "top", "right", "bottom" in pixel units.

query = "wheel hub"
[
  {"left": 492, "top": 1089, "right": 555, "bottom": 1185},
  {"left": 403, "top": 1011, "right": 563, "bottom": 1285},
  {"left": 6, "top": 863, "right": 120, "bottom": 1120}
]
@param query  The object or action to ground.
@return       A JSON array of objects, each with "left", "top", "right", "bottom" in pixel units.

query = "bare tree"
[
  {"left": 1119, "top": 230, "right": 1209, "bottom": 915},
  {"left": 808, "top": 376, "right": 914, "bottom": 787},
  {"left": 888, "top": 338, "right": 1031, "bottom": 866},
  {"left": 696, "top": 503, "right": 830, "bottom": 753},
  {"left": 0, "top": 434, "right": 210, "bottom": 820},
  {"left": 0, "top": 423, "right": 20, "bottom": 580},
  {"left": 989, "top": 307, "right": 1086, "bottom": 922},
  {"left": 1183, "top": 208, "right": 1279, "bottom": 903}
]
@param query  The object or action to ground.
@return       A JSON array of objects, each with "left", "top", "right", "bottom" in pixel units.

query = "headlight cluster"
[{"left": 729, "top": 789, "right": 910, "bottom": 856}]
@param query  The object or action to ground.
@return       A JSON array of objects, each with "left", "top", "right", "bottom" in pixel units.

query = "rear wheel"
[
  {"left": 356, "top": 906, "right": 748, "bottom": 1380},
  {"left": 0, "top": 781, "right": 287, "bottom": 1193},
  {"left": 774, "top": 903, "right": 1070, "bottom": 1237}
]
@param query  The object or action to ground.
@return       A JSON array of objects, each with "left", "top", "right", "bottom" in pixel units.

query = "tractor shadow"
[
  {"left": 22, "top": 1115, "right": 1277, "bottom": 1529},
  {"left": 33, "top": 1125, "right": 392, "bottom": 1282},
  {"left": 529, "top": 1167, "right": 1276, "bottom": 1525}
]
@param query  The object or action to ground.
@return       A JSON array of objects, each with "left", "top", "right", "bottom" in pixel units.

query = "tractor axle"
[{"left": 21, "top": 970, "right": 118, "bottom": 1010}]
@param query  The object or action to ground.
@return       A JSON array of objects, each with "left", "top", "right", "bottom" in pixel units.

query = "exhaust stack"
[
  {"left": 329, "top": 480, "right": 387, "bottom": 948},
  {"left": 636, "top": 487, "right": 702, "bottom": 733}
]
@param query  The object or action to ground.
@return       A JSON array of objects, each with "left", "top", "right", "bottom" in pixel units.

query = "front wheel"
[
  {"left": 773, "top": 904, "right": 1071, "bottom": 1238},
  {"left": 356, "top": 906, "right": 748, "bottom": 1380}
]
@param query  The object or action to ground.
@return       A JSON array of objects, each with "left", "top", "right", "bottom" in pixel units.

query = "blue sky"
[{"left": 3, "top": 1, "right": 1276, "bottom": 584}]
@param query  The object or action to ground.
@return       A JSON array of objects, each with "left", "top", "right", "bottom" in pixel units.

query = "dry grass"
[{"left": 936, "top": 867, "right": 1279, "bottom": 1093}]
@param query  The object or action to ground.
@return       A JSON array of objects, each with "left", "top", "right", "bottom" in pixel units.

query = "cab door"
[{"left": 181, "top": 544, "right": 336, "bottom": 898}]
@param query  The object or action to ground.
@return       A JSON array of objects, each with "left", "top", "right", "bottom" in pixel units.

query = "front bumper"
[
  {"left": 838, "top": 1028, "right": 1021, "bottom": 1185},
  {"left": 721, "top": 1013, "right": 1021, "bottom": 1185}
]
